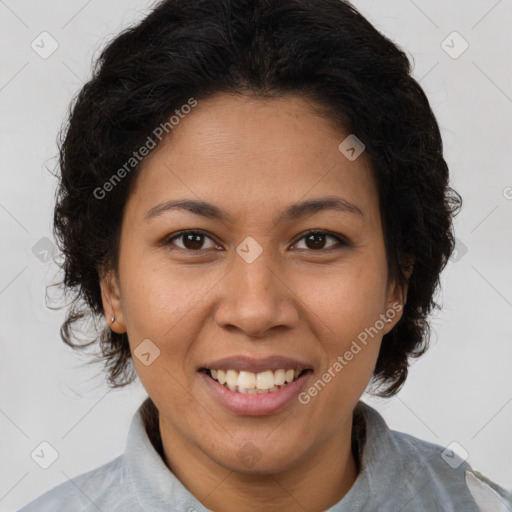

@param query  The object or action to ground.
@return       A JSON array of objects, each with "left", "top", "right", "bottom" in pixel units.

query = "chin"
[{"left": 209, "top": 439, "right": 304, "bottom": 475}]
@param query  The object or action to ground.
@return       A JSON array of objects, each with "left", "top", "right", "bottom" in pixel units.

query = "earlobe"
[
  {"left": 99, "top": 269, "right": 126, "bottom": 333},
  {"left": 383, "top": 262, "right": 414, "bottom": 333}
]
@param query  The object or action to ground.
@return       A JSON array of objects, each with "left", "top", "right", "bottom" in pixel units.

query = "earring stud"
[{"left": 111, "top": 315, "right": 116, "bottom": 324}]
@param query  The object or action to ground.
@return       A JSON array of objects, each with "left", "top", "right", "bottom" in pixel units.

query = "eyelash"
[{"left": 164, "top": 229, "right": 349, "bottom": 253}]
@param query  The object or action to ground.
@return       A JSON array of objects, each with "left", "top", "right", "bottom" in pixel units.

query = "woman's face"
[{"left": 102, "top": 93, "right": 405, "bottom": 475}]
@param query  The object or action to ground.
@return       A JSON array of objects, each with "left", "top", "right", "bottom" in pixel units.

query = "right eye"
[{"left": 164, "top": 230, "right": 222, "bottom": 252}]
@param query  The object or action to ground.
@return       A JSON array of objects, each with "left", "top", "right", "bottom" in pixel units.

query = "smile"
[
  {"left": 205, "top": 368, "right": 306, "bottom": 393},
  {"left": 199, "top": 366, "right": 313, "bottom": 415}
]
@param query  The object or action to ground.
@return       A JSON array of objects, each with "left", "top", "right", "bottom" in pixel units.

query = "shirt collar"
[
  {"left": 123, "top": 398, "right": 480, "bottom": 512},
  {"left": 124, "top": 397, "right": 210, "bottom": 511},
  {"left": 327, "top": 401, "right": 481, "bottom": 511}
]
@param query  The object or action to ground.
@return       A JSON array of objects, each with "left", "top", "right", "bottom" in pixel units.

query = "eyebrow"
[{"left": 144, "top": 196, "right": 364, "bottom": 223}]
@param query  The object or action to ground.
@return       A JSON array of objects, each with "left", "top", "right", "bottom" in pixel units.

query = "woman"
[{"left": 19, "top": 0, "right": 511, "bottom": 510}]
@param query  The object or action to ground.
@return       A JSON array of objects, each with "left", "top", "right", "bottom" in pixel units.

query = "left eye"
[
  {"left": 164, "top": 230, "right": 347, "bottom": 252},
  {"left": 292, "top": 231, "right": 346, "bottom": 251}
]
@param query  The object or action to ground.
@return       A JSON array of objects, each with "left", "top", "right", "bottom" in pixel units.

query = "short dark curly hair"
[{"left": 54, "top": 0, "right": 461, "bottom": 397}]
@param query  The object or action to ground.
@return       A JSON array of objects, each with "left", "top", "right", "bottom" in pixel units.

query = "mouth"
[
  {"left": 197, "top": 356, "right": 314, "bottom": 415},
  {"left": 199, "top": 367, "right": 310, "bottom": 394}
]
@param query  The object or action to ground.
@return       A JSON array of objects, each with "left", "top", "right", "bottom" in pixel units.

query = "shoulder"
[
  {"left": 355, "top": 402, "right": 512, "bottom": 511},
  {"left": 17, "top": 455, "right": 140, "bottom": 512},
  {"left": 390, "top": 429, "right": 512, "bottom": 511}
]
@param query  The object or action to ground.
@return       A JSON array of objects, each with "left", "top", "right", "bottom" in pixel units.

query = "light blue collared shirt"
[{"left": 18, "top": 398, "right": 511, "bottom": 511}]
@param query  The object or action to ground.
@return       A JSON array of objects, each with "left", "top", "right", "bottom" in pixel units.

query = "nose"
[{"left": 213, "top": 247, "right": 300, "bottom": 339}]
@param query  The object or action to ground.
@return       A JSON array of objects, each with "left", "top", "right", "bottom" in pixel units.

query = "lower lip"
[{"left": 199, "top": 370, "right": 312, "bottom": 416}]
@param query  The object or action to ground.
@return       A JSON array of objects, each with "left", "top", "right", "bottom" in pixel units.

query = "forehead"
[{"left": 126, "top": 93, "right": 379, "bottom": 227}]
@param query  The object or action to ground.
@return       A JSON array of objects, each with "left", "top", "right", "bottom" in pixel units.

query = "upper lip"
[{"left": 200, "top": 355, "right": 313, "bottom": 373}]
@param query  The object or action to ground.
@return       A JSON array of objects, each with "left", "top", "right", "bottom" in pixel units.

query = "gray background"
[{"left": 1, "top": 0, "right": 511, "bottom": 510}]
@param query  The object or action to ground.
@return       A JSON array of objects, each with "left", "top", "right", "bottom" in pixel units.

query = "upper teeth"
[{"left": 209, "top": 368, "right": 301, "bottom": 392}]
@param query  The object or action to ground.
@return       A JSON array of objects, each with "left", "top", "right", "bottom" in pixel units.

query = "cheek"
[
  {"left": 292, "top": 255, "right": 386, "bottom": 401},
  {"left": 296, "top": 255, "right": 388, "bottom": 342},
  {"left": 117, "top": 247, "right": 226, "bottom": 376},
  {"left": 119, "top": 245, "right": 205, "bottom": 332},
  {"left": 118, "top": 262, "right": 207, "bottom": 397}
]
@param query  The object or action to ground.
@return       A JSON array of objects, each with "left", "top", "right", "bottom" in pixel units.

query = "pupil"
[
  {"left": 185, "top": 233, "right": 203, "bottom": 250},
  {"left": 307, "top": 233, "right": 325, "bottom": 249}
]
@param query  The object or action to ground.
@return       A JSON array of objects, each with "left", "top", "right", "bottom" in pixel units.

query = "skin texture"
[{"left": 101, "top": 93, "right": 408, "bottom": 512}]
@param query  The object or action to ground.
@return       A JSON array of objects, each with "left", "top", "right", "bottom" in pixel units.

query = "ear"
[
  {"left": 99, "top": 268, "right": 126, "bottom": 334},
  {"left": 382, "top": 259, "right": 414, "bottom": 335}
]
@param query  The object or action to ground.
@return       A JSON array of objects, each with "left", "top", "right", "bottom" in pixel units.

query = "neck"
[{"left": 145, "top": 400, "right": 361, "bottom": 512}]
